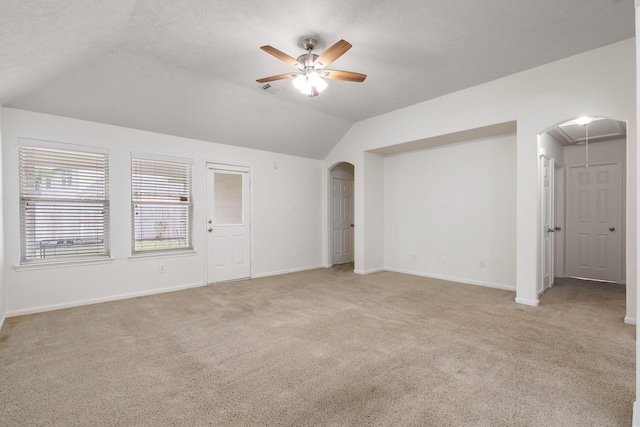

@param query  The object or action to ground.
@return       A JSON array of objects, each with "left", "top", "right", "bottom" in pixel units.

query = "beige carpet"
[{"left": 0, "top": 266, "right": 635, "bottom": 426}]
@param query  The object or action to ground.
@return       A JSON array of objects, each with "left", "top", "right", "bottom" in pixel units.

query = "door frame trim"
[{"left": 540, "top": 154, "right": 555, "bottom": 294}]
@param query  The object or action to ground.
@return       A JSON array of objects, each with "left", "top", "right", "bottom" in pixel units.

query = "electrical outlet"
[
  {"left": 480, "top": 260, "right": 486, "bottom": 268},
  {"left": 293, "top": 250, "right": 298, "bottom": 258},
  {"left": 411, "top": 254, "right": 416, "bottom": 261},
  {"left": 442, "top": 256, "right": 447, "bottom": 264},
  {"left": 159, "top": 264, "right": 165, "bottom": 273}
]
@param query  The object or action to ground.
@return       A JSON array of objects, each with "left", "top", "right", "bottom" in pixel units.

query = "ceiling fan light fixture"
[
  {"left": 575, "top": 116, "right": 595, "bottom": 126},
  {"left": 292, "top": 71, "right": 327, "bottom": 95},
  {"left": 293, "top": 73, "right": 307, "bottom": 91},
  {"left": 308, "top": 71, "right": 328, "bottom": 92},
  {"left": 293, "top": 73, "right": 313, "bottom": 95},
  {"left": 299, "top": 81, "right": 313, "bottom": 96},
  {"left": 560, "top": 116, "right": 601, "bottom": 127}
]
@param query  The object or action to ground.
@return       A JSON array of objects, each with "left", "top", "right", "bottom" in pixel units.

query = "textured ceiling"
[{"left": 0, "top": 0, "right": 635, "bottom": 159}]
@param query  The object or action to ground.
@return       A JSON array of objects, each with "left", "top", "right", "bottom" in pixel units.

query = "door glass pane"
[{"left": 214, "top": 172, "right": 243, "bottom": 225}]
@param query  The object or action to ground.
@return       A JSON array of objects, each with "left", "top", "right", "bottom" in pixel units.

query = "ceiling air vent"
[{"left": 259, "top": 83, "right": 284, "bottom": 94}]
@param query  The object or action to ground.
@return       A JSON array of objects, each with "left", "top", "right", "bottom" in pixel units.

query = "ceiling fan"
[{"left": 257, "top": 38, "right": 367, "bottom": 97}]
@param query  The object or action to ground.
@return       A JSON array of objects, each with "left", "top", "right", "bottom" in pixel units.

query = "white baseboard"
[
  {"left": 6, "top": 281, "right": 206, "bottom": 317},
  {"left": 384, "top": 267, "right": 517, "bottom": 292},
  {"left": 515, "top": 297, "right": 540, "bottom": 307},
  {"left": 633, "top": 401, "right": 637, "bottom": 427},
  {"left": 252, "top": 264, "right": 325, "bottom": 279},
  {"left": 353, "top": 267, "right": 385, "bottom": 275},
  {"left": 7, "top": 265, "right": 331, "bottom": 317},
  {"left": 624, "top": 316, "right": 636, "bottom": 325}
]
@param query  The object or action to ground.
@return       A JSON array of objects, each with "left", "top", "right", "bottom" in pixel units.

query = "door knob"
[
  {"left": 555, "top": 226, "right": 562, "bottom": 231},
  {"left": 208, "top": 228, "right": 213, "bottom": 233},
  {"left": 208, "top": 219, "right": 212, "bottom": 224},
  {"left": 609, "top": 227, "right": 615, "bottom": 232},
  {"left": 547, "top": 228, "right": 555, "bottom": 233}
]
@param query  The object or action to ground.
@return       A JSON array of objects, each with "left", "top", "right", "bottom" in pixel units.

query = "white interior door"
[
  {"left": 541, "top": 155, "right": 555, "bottom": 293},
  {"left": 332, "top": 177, "right": 354, "bottom": 264},
  {"left": 566, "top": 161, "right": 622, "bottom": 282},
  {"left": 207, "top": 165, "right": 251, "bottom": 283}
]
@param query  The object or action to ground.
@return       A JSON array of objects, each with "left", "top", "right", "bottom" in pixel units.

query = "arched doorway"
[
  {"left": 328, "top": 162, "right": 355, "bottom": 266},
  {"left": 537, "top": 117, "right": 628, "bottom": 297}
]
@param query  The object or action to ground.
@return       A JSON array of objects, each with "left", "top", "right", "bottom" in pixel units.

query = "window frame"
[
  {"left": 18, "top": 139, "right": 110, "bottom": 264},
  {"left": 130, "top": 153, "right": 194, "bottom": 255}
]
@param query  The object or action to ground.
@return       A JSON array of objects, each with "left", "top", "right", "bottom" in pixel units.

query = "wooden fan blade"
[
  {"left": 323, "top": 70, "right": 367, "bottom": 82},
  {"left": 256, "top": 73, "right": 296, "bottom": 83},
  {"left": 313, "top": 39, "right": 352, "bottom": 67},
  {"left": 260, "top": 45, "right": 303, "bottom": 68}
]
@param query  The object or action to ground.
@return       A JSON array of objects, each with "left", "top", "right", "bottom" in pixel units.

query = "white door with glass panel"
[{"left": 206, "top": 165, "right": 251, "bottom": 283}]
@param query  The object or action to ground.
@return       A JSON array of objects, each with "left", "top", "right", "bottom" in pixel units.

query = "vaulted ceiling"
[{"left": 0, "top": 1, "right": 635, "bottom": 159}]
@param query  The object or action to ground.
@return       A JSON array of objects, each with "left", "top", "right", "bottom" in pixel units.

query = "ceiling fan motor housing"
[
  {"left": 297, "top": 53, "right": 319, "bottom": 68},
  {"left": 301, "top": 38, "right": 318, "bottom": 51}
]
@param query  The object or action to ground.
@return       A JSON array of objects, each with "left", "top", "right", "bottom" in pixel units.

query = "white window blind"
[
  {"left": 19, "top": 145, "right": 110, "bottom": 263},
  {"left": 131, "top": 155, "right": 193, "bottom": 254}
]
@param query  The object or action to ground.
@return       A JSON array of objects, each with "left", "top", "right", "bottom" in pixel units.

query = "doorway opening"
[
  {"left": 538, "top": 117, "right": 627, "bottom": 295},
  {"left": 329, "top": 162, "right": 355, "bottom": 267}
]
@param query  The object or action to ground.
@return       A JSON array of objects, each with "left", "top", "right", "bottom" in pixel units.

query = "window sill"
[
  {"left": 128, "top": 250, "right": 197, "bottom": 261},
  {"left": 14, "top": 257, "right": 114, "bottom": 271}
]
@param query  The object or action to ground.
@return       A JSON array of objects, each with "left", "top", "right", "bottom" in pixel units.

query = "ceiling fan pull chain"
[{"left": 585, "top": 122, "right": 589, "bottom": 168}]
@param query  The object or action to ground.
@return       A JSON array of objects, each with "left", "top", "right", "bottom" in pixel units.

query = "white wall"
[
  {"left": 0, "top": 106, "right": 5, "bottom": 331},
  {"left": 2, "top": 108, "right": 324, "bottom": 315},
  {"left": 564, "top": 137, "right": 626, "bottom": 164},
  {"left": 384, "top": 134, "right": 516, "bottom": 289},
  {"left": 325, "top": 38, "right": 636, "bottom": 317},
  {"left": 360, "top": 152, "right": 385, "bottom": 273},
  {"left": 538, "top": 132, "right": 565, "bottom": 166}
]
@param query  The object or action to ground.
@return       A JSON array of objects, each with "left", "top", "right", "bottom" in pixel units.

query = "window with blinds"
[
  {"left": 19, "top": 145, "right": 110, "bottom": 263},
  {"left": 131, "top": 155, "right": 193, "bottom": 254}
]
